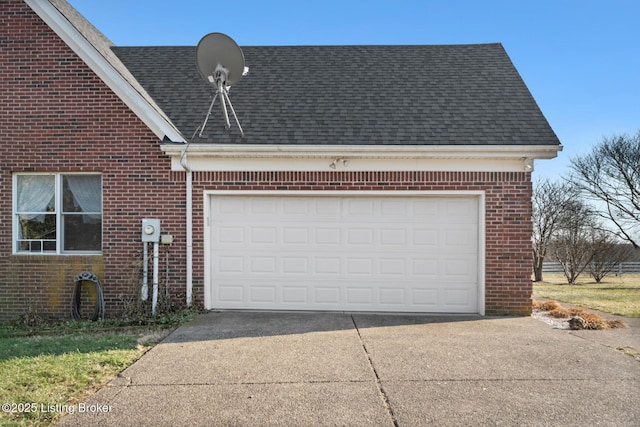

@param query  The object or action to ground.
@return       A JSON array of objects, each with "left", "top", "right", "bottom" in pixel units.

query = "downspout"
[{"left": 180, "top": 148, "right": 193, "bottom": 307}]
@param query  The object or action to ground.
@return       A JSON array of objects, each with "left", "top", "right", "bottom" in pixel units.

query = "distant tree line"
[{"left": 533, "top": 130, "right": 640, "bottom": 284}]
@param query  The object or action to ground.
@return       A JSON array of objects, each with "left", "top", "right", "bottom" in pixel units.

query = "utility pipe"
[
  {"left": 141, "top": 242, "right": 148, "bottom": 301},
  {"left": 152, "top": 242, "right": 159, "bottom": 315},
  {"left": 180, "top": 148, "right": 193, "bottom": 307}
]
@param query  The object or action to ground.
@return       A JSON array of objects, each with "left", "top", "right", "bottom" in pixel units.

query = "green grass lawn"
[
  {"left": 533, "top": 273, "right": 640, "bottom": 318},
  {"left": 0, "top": 309, "right": 199, "bottom": 426},
  {"left": 0, "top": 333, "right": 150, "bottom": 426}
]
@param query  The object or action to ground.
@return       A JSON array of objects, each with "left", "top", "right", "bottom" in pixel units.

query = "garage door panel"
[
  {"left": 379, "top": 288, "right": 406, "bottom": 305},
  {"left": 413, "top": 229, "right": 439, "bottom": 246},
  {"left": 346, "top": 199, "right": 375, "bottom": 215},
  {"left": 282, "top": 257, "right": 309, "bottom": 273},
  {"left": 283, "top": 198, "right": 310, "bottom": 214},
  {"left": 250, "top": 286, "right": 276, "bottom": 303},
  {"left": 379, "top": 258, "right": 406, "bottom": 275},
  {"left": 380, "top": 228, "right": 407, "bottom": 246},
  {"left": 315, "top": 287, "right": 340, "bottom": 304},
  {"left": 218, "top": 226, "right": 243, "bottom": 243},
  {"left": 251, "top": 198, "right": 277, "bottom": 214},
  {"left": 412, "top": 288, "right": 439, "bottom": 306},
  {"left": 250, "top": 227, "right": 276, "bottom": 244},
  {"left": 443, "top": 288, "right": 474, "bottom": 307},
  {"left": 347, "top": 228, "right": 374, "bottom": 245},
  {"left": 412, "top": 258, "right": 439, "bottom": 276},
  {"left": 413, "top": 199, "right": 439, "bottom": 216},
  {"left": 347, "top": 258, "right": 374, "bottom": 275},
  {"left": 282, "top": 287, "right": 308, "bottom": 303},
  {"left": 444, "top": 257, "right": 478, "bottom": 279},
  {"left": 218, "top": 285, "right": 243, "bottom": 303},
  {"left": 314, "top": 257, "right": 341, "bottom": 274},
  {"left": 250, "top": 256, "right": 276, "bottom": 273},
  {"left": 218, "top": 256, "right": 244, "bottom": 273},
  {"left": 347, "top": 288, "right": 374, "bottom": 305},
  {"left": 217, "top": 197, "right": 244, "bottom": 214},
  {"left": 316, "top": 198, "right": 342, "bottom": 214},
  {"left": 315, "top": 228, "right": 341, "bottom": 244},
  {"left": 445, "top": 228, "right": 476, "bottom": 248},
  {"left": 209, "top": 195, "right": 480, "bottom": 313},
  {"left": 381, "top": 199, "right": 407, "bottom": 215},
  {"left": 215, "top": 284, "right": 477, "bottom": 312},
  {"left": 282, "top": 227, "right": 309, "bottom": 244}
]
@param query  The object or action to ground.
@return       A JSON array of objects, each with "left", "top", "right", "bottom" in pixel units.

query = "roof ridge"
[{"left": 49, "top": 0, "right": 114, "bottom": 48}]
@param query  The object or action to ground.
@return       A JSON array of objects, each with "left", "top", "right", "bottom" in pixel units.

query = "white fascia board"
[
  {"left": 163, "top": 143, "right": 562, "bottom": 158},
  {"left": 25, "top": 0, "right": 186, "bottom": 143},
  {"left": 162, "top": 143, "right": 562, "bottom": 172}
]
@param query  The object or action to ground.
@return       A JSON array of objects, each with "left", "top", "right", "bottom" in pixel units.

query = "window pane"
[
  {"left": 17, "top": 240, "right": 56, "bottom": 253},
  {"left": 63, "top": 214, "right": 102, "bottom": 251},
  {"left": 18, "top": 214, "right": 56, "bottom": 240},
  {"left": 63, "top": 175, "right": 102, "bottom": 213},
  {"left": 17, "top": 213, "right": 57, "bottom": 253},
  {"left": 16, "top": 175, "right": 55, "bottom": 213},
  {"left": 17, "top": 240, "right": 39, "bottom": 252},
  {"left": 14, "top": 173, "right": 103, "bottom": 254}
]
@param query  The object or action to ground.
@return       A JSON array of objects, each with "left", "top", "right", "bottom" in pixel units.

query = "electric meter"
[{"left": 141, "top": 218, "right": 161, "bottom": 242}]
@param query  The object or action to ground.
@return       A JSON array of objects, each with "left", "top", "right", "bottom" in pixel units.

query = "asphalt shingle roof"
[{"left": 112, "top": 43, "right": 560, "bottom": 146}]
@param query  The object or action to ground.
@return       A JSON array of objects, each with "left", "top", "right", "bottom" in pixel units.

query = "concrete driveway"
[{"left": 58, "top": 312, "right": 640, "bottom": 426}]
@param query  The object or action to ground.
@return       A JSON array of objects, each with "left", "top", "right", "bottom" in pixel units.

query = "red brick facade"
[
  {"left": 0, "top": 1, "right": 186, "bottom": 321},
  {"left": 0, "top": 1, "right": 533, "bottom": 321}
]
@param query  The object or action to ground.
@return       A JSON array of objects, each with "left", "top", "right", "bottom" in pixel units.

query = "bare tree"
[
  {"left": 568, "top": 131, "right": 640, "bottom": 248},
  {"left": 589, "top": 239, "right": 635, "bottom": 283},
  {"left": 548, "top": 199, "right": 596, "bottom": 284},
  {"left": 532, "top": 178, "right": 576, "bottom": 281}
]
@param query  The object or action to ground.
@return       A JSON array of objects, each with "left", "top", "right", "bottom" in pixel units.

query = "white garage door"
[{"left": 207, "top": 194, "right": 480, "bottom": 313}]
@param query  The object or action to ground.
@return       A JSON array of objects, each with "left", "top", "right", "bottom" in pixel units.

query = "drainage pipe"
[{"left": 180, "top": 149, "right": 193, "bottom": 307}]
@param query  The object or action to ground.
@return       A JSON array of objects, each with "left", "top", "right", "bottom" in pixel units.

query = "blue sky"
[{"left": 67, "top": 0, "right": 639, "bottom": 181}]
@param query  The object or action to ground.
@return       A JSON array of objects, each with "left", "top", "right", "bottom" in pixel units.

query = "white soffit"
[{"left": 162, "top": 144, "right": 562, "bottom": 172}]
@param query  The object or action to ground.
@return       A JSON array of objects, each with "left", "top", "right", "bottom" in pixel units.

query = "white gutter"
[
  {"left": 161, "top": 143, "right": 562, "bottom": 173},
  {"left": 180, "top": 149, "right": 193, "bottom": 307},
  {"left": 161, "top": 143, "right": 562, "bottom": 159}
]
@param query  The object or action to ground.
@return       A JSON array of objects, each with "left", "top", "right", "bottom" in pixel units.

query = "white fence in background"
[{"left": 542, "top": 262, "right": 640, "bottom": 274}]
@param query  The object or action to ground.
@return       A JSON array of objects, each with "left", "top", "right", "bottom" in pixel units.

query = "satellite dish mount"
[
  {"left": 203, "top": 63, "right": 239, "bottom": 134},
  {"left": 196, "top": 33, "right": 247, "bottom": 137}
]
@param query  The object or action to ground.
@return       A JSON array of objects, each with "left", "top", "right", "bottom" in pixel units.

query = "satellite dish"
[
  {"left": 196, "top": 32, "right": 245, "bottom": 87},
  {"left": 195, "top": 32, "right": 247, "bottom": 137}
]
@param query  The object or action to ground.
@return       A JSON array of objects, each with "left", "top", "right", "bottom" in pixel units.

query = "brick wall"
[
  {"left": 0, "top": 1, "right": 533, "bottom": 321},
  {"left": 0, "top": 1, "right": 186, "bottom": 321}
]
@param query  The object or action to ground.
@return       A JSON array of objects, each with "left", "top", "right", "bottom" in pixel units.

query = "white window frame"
[{"left": 12, "top": 172, "right": 103, "bottom": 255}]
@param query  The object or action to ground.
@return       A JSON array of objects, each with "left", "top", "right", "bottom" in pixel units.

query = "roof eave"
[
  {"left": 162, "top": 143, "right": 562, "bottom": 159},
  {"left": 161, "top": 143, "right": 562, "bottom": 172}
]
